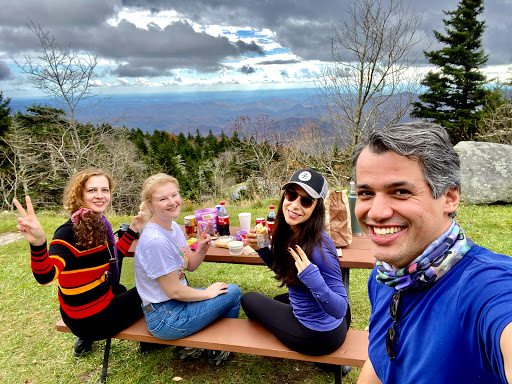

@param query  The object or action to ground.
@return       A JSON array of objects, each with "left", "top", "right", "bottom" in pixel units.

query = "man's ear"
[{"left": 443, "top": 187, "right": 460, "bottom": 215}]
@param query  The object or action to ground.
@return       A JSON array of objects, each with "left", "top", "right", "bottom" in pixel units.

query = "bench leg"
[
  {"left": 98, "top": 338, "right": 112, "bottom": 384},
  {"left": 334, "top": 365, "right": 352, "bottom": 384},
  {"left": 335, "top": 366, "right": 342, "bottom": 384}
]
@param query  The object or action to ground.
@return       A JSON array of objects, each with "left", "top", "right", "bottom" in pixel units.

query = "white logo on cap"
[{"left": 298, "top": 171, "right": 312, "bottom": 181}]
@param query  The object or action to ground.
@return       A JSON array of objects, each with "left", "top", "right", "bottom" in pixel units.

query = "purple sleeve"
[{"left": 298, "top": 236, "right": 348, "bottom": 319}]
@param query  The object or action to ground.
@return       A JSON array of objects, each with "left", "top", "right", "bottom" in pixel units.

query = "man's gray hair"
[{"left": 352, "top": 122, "right": 460, "bottom": 217}]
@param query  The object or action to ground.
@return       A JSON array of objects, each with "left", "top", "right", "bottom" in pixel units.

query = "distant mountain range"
[{"left": 9, "top": 88, "right": 323, "bottom": 136}]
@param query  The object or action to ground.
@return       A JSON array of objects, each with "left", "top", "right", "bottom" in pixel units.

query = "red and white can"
[{"left": 255, "top": 217, "right": 265, "bottom": 226}]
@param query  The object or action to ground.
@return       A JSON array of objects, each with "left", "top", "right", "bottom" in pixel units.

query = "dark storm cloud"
[
  {"left": 235, "top": 40, "right": 265, "bottom": 55},
  {"left": 0, "top": 0, "right": 117, "bottom": 28},
  {"left": 1, "top": 15, "right": 248, "bottom": 73},
  {"left": 0, "top": 0, "right": 510, "bottom": 83},
  {"left": 83, "top": 19, "right": 240, "bottom": 72},
  {"left": 113, "top": 64, "right": 173, "bottom": 77},
  {"left": 120, "top": 0, "right": 511, "bottom": 65},
  {"left": 0, "top": 60, "right": 12, "bottom": 80},
  {"left": 239, "top": 65, "right": 255, "bottom": 74},
  {"left": 259, "top": 59, "right": 301, "bottom": 65}
]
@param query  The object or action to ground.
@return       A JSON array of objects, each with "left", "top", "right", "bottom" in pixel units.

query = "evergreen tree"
[
  {"left": 129, "top": 128, "right": 149, "bottom": 155},
  {"left": 205, "top": 129, "right": 218, "bottom": 158},
  {"left": 0, "top": 91, "right": 11, "bottom": 137},
  {"left": 411, "top": 0, "right": 489, "bottom": 143}
]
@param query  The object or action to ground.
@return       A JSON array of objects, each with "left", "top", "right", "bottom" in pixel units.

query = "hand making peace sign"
[
  {"left": 13, "top": 196, "right": 47, "bottom": 247},
  {"left": 196, "top": 221, "right": 212, "bottom": 251},
  {"left": 288, "top": 244, "right": 311, "bottom": 274}
]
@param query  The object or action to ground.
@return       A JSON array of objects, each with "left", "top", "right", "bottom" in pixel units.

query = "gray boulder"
[{"left": 454, "top": 141, "right": 512, "bottom": 204}]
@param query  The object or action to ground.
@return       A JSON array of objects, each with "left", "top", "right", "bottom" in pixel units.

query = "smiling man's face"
[{"left": 355, "top": 148, "right": 459, "bottom": 269}]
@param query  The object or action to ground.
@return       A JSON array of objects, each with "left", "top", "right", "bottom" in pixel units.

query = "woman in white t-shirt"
[{"left": 134, "top": 173, "right": 242, "bottom": 365}]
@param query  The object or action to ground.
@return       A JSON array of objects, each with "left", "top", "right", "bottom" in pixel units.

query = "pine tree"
[
  {"left": 411, "top": 0, "right": 489, "bottom": 143},
  {"left": 0, "top": 91, "right": 12, "bottom": 137}
]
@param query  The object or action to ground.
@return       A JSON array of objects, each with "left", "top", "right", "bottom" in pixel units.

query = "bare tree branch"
[
  {"left": 12, "top": 20, "right": 100, "bottom": 122},
  {"left": 315, "top": 0, "right": 426, "bottom": 159}
]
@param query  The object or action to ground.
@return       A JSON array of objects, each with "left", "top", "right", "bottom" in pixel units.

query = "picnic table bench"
[{"left": 56, "top": 317, "right": 368, "bottom": 384}]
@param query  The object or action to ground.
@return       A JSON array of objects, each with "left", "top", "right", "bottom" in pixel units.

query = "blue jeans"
[{"left": 143, "top": 284, "right": 242, "bottom": 340}]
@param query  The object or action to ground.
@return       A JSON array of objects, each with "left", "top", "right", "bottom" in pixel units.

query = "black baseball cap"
[{"left": 282, "top": 169, "right": 328, "bottom": 200}]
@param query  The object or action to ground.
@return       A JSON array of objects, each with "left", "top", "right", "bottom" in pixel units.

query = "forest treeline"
[{"left": 0, "top": 103, "right": 337, "bottom": 214}]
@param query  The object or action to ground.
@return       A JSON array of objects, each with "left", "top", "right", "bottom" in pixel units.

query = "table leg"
[{"left": 341, "top": 268, "right": 350, "bottom": 297}]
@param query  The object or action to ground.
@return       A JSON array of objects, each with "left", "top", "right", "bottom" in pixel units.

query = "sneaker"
[
  {"left": 207, "top": 350, "right": 231, "bottom": 366},
  {"left": 139, "top": 342, "right": 169, "bottom": 353},
  {"left": 72, "top": 337, "right": 93, "bottom": 357},
  {"left": 315, "top": 363, "right": 352, "bottom": 376},
  {"left": 173, "top": 346, "right": 205, "bottom": 360}
]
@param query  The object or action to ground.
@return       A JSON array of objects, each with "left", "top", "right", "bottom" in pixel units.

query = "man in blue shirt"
[{"left": 352, "top": 122, "right": 512, "bottom": 383}]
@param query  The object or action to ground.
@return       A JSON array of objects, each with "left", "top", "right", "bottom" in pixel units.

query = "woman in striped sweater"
[{"left": 14, "top": 168, "right": 144, "bottom": 357}]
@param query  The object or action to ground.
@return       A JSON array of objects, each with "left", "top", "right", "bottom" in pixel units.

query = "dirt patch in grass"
[{"left": 0, "top": 232, "right": 24, "bottom": 245}]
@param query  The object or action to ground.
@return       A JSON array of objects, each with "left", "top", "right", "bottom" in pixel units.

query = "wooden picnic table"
[{"left": 126, "top": 226, "right": 375, "bottom": 295}]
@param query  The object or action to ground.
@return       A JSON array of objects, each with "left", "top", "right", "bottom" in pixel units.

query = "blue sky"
[{"left": 0, "top": 0, "right": 510, "bottom": 99}]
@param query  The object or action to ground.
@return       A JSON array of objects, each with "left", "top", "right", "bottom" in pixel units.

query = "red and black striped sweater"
[{"left": 29, "top": 219, "right": 138, "bottom": 319}]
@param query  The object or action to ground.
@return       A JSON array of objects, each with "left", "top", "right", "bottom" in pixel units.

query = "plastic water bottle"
[{"left": 218, "top": 201, "right": 230, "bottom": 236}]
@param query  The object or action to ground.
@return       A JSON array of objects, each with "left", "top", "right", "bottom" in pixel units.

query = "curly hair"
[{"left": 63, "top": 169, "right": 114, "bottom": 249}]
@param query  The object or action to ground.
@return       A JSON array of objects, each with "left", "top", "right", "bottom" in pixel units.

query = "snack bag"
[
  {"left": 194, "top": 207, "right": 219, "bottom": 236},
  {"left": 187, "top": 237, "right": 199, "bottom": 251}
]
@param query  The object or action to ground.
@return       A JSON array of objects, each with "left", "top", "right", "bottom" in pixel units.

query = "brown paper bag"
[{"left": 324, "top": 190, "right": 352, "bottom": 247}]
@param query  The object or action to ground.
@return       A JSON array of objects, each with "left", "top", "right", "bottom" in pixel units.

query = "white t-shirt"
[{"left": 134, "top": 221, "right": 189, "bottom": 306}]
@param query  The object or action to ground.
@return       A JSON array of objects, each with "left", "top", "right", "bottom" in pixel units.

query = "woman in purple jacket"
[{"left": 242, "top": 169, "right": 350, "bottom": 356}]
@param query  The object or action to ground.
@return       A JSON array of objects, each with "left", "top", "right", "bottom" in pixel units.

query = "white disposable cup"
[{"left": 238, "top": 212, "right": 252, "bottom": 233}]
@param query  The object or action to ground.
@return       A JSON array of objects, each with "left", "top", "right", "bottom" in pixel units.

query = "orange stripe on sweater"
[{"left": 50, "top": 239, "right": 105, "bottom": 257}]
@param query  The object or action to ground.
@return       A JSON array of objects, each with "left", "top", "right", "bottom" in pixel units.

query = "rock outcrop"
[{"left": 454, "top": 141, "right": 512, "bottom": 204}]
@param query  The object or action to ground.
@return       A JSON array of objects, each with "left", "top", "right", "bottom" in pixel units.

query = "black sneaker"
[
  {"left": 173, "top": 346, "right": 205, "bottom": 360},
  {"left": 315, "top": 363, "right": 352, "bottom": 376},
  {"left": 207, "top": 350, "right": 231, "bottom": 366},
  {"left": 139, "top": 342, "right": 169, "bottom": 353},
  {"left": 72, "top": 337, "right": 93, "bottom": 357}
]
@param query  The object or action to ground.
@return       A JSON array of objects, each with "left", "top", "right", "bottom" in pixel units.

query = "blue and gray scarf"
[{"left": 376, "top": 221, "right": 473, "bottom": 291}]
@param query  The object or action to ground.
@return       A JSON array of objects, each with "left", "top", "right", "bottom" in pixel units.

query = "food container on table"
[
  {"left": 236, "top": 230, "right": 248, "bottom": 246},
  {"left": 227, "top": 241, "right": 244, "bottom": 255}
]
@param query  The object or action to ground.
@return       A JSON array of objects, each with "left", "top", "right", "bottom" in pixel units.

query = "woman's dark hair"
[{"left": 270, "top": 190, "right": 326, "bottom": 287}]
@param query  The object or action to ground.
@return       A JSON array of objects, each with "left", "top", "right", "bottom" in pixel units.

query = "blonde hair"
[
  {"left": 62, "top": 168, "right": 114, "bottom": 249},
  {"left": 139, "top": 173, "right": 180, "bottom": 228}
]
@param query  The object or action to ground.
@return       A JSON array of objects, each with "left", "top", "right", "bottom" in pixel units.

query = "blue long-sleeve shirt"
[{"left": 257, "top": 232, "right": 348, "bottom": 331}]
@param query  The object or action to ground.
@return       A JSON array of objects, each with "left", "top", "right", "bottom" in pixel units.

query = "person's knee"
[
  {"left": 227, "top": 284, "right": 242, "bottom": 300},
  {"left": 241, "top": 291, "right": 262, "bottom": 313}
]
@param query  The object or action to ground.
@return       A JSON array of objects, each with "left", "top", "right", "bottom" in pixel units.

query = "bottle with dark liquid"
[
  {"left": 266, "top": 205, "right": 276, "bottom": 235},
  {"left": 218, "top": 201, "right": 230, "bottom": 236}
]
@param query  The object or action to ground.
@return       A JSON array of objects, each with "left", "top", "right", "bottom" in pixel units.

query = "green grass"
[{"left": 0, "top": 203, "right": 510, "bottom": 383}]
